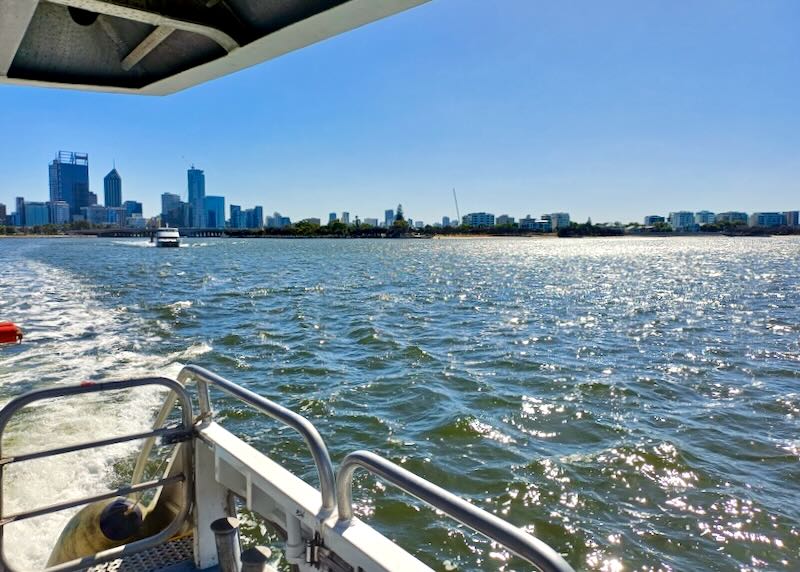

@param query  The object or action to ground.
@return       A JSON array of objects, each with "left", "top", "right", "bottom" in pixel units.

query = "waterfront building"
[
  {"left": 519, "top": 215, "right": 536, "bottom": 230},
  {"left": 328, "top": 212, "right": 337, "bottom": 224},
  {"left": 187, "top": 166, "right": 206, "bottom": 227},
  {"left": 462, "top": 212, "right": 495, "bottom": 227},
  {"left": 229, "top": 205, "right": 242, "bottom": 228},
  {"left": 81, "top": 205, "right": 108, "bottom": 225},
  {"left": 251, "top": 206, "right": 264, "bottom": 229},
  {"left": 749, "top": 212, "right": 784, "bottom": 228},
  {"left": 783, "top": 211, "right": 799, "bottom": 227},
  {"left": 442, "top": 216, "right": 450, "bottom": 227},
  {"left": 496, "top": 214, "right": 515, "bottom": 226},
  {"left": 103, "top": 168, "right": 122, "bottom": 207},
  {"left": 127, "top": 214, "right": 146, "bottom": 228},
  {"left": 0, "top": 203, "right": 5, "bottom": 225},
  {"left": 123, "top": 200, "right": 142, "bottom": 216},
  {"left": 267, "top": 212, "right": 291, "bottom": 229},
  {"left": 363, "top": 218, "right": 378, "bottom": 227},
  {"left": 695, "top": 210, "right": 715, "bottom": 225},
  {"left": 384, "top": 209, "right": 394, "bottom": 227},
  {"left": 107, "top": 207, "right": 128, "bottom": 226},
  {"left": 644, "top": 215, "right": 665, "bottom": 226},
  {"left": 15, "top": 197, "right": 25, "bottom": 226},
  {"left": 549, "top": 212, "right": 571, "bottom": 230},
  {"left": 668, "top": 211, "right": 696, "bottom": 231},
  {"left": 716, "top": 211, "right": 748, "bottom": 225},
  {"left": 204, "top": 196, "right": 225, "bottom": 229},
  {"left": 341, "top": 211, "right": 350, "bottom": 225},
  {"left": 49, "top": 151, "right": 93, "bottom": 216},
  {"left": 24, "top": 202, "right": 49, "bottom": 226},
  {"left": 48, "top": 201, "right": 70, "bottom": 224},
  {"left": 161, "top": 193, "right": 183, "bottom": 227}
]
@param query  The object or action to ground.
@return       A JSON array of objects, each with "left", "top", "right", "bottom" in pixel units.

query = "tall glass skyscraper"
[
  {"left": 204, "top": 196, "right": 225, "bottom": 229},
  {"left": 187, "top": 166, "right": 205, "bottom": 227},
  {"left": 49, "top": 151, "right": 93, "bottom": 216},
  {"left": 103, "top": 168, "right": 122, "bottom": 207}
]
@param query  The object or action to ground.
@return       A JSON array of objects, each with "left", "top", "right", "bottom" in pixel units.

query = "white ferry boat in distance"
[
  {"left": 0, "top": 2, "right": 574, "bottom": 571},
  {"left": 155, "top": 227, "right": 181, "bottom": 248}
]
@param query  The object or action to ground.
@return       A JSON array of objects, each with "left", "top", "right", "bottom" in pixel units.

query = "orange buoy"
[{"left": 0, "top": 322, "right": 23, "bottom": 344}]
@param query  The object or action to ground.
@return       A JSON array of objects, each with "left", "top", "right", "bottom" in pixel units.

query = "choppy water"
[{"left": 0, "top": 236, "right": 798, "bottom": 571}]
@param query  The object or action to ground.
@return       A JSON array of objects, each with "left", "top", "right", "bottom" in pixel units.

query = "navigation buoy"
[{"left": 0, "top": 322, "right": 22, "bottom": 344}]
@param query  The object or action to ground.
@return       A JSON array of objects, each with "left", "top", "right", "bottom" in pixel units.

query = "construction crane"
[{"left": 452, "top": 188, "right": 461, "bottom": 224}]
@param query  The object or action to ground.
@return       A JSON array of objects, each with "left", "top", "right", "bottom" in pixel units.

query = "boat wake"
[{"left": 0, "top": 256, "right": 208, "bottom": 569}]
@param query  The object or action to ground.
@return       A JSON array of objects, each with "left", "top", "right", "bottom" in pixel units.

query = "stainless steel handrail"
[
  {"left": 0, "top": 377, "right": 194, "bottom": 572},
  {"left": 177, "top": 364, "right": 336, "bottom": 513},
  {"left": 336, "top": 450, "right": 575, "bottom": 572}
]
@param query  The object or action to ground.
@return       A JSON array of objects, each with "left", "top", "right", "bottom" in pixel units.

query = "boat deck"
[{"left": 84, "top": 537, "right": 215, "bottom": 572}]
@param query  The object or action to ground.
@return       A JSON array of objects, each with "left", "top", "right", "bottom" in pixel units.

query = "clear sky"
[{"left": 1, "top": 0, "right": 798, "bottom": 224}]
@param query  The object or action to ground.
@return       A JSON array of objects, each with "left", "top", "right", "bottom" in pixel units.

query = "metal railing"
[
  {"left": 336, "top": 450, "right": 575, "bottom": 572},
  {"left": 177, "top": 365, "right": 336, "bottom": 513},
  {"left": 0, "top": 377, "right": 194, "bottom": 572}
]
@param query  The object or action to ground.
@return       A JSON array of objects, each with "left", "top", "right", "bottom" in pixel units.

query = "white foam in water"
[{"left": 0, "top": 259, "right": 208, "bottom": 569}]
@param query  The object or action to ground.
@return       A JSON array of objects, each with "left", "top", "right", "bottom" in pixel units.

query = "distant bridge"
[{"left": 69, "top": 228, "right": 226, "bottom": 238}]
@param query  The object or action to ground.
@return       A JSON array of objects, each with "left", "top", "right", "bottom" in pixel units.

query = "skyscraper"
[
  {"left": 341, "top": 211, "right": 350, "bottom": 225},
  {"left": 103, "top": 168, "right": 122, "bottom": 207},
  {"left": 187, "top": 166, "right": 205, "bottom": 227},
  {"left": 16, "top": 197, "right": 25, "bottom": 226},
  {"left": 252, "top": 206, "right": 263, "bottom": 229},
  {"left": 384, "top": 209, "right": 394, "bottom": 227},
  {"left": 49, "top": 151, "right": 92, "bottom": 216},
  {"left": 329, "top": 212, "right": 337, "bottom": 223},
  {"left": 204, "top": 195, "right": 225, "bottom": 229},
  {"left": 0, "top": 203, "right": 6, "bottom": 225},
  {"left": 229, "top": 205, "right": 242, "bottom": 228},
  {"left": 161, "top": 192, "right": 182, "bottom": 226}
]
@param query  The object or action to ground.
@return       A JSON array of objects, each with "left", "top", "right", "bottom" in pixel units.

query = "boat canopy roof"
[{"left": 0, "top": 0, "right": 426, "bottom": 95}]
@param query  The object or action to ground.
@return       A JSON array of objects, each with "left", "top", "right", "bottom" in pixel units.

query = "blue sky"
[{"left": 1, "top": 0, "right": 798, "bottom": 224}]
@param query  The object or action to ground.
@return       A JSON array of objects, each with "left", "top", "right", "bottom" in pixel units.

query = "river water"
[{"left": 0, "top": 236, "right": 798, "bottom": 571}]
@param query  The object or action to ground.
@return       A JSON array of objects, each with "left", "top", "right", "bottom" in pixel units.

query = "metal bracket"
[
  {"left": 305, "top": 533, "right": 353, "bottom": 572},
  {"left": 160, "top": 425, "right": 195, "bottom": 446}
]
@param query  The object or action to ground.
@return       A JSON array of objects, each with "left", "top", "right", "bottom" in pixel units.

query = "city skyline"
[{"left": 1, "top": 1, "right": 798, "bottom": 221}]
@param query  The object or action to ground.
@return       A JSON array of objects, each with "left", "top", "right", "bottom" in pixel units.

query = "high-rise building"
[
  {"left": 187, "top": 166, "right": 205, "bottom": 227},
  {"left": 549, "top": 212, "right": 571, "bottom": 230},
  {"left": 341, "top": 211, "right": 350, "bottom": 225},
  {"left": 496, "top": 215, "right": 515, "bottom": 226},
  {"left": 384, "top": 209, "right": 394, "bottom": 227},
  {"left": 103, "top": 168, "right": 122, "bottom": 207},
  {"left": 462, "top": 212, "right": 495, "bottom": 227},
  {"left": 783, "top": 211, "right": 799, "bottom": 227},
  {"left": 161, "top": 192, "right": 182, "bottom": 226},
  {"left": 229, "top": 205, "right": 242, "bottom": 228},
  {"left": 24, "top": 202, "right": 49, "bottom": 226},
  {"left": 749, "top": 212, "right": 784, "bottom": 228},
  {"left": 329, "top": 212, "right": 337, "bottom": 224},
  {"left": 107, "top": 207, "right": 128, "bottom": 226},
  {"left": 364, "top": 218, "right": 378, "bottom": 227},
  {"left": 15, "top": 197, "right": 25, "bottom": 226},
  {"left": 48, "top": 201, "right": 70, "bottom": 224},
  {"left": 0, "top": 203, "right": 6, "bottom": 225},
  {"left": 442, "top": 216, "right": 450, "bottom": 227},
  {"left": 49, "top": 151, "right": 92, "bottom": 216},
  {"left": 716, "top": 211, "right": 748, "bottom": 225},
  {"left": 251, "top": 206, "right": 263, "bottom": 229},
  {"left": 668, "top": 211, "right": 696, "bottom": 231},
  {"left": 644, "top": 215, "right": 665, "bottom": 225},
  {"left": 204, "top": 195, "right": 225, "bottom": 229},
  {"left": 123, "top": 200, "right": 142, "bottom": 216},
  {"left": 694, "top": 211, "right": 715, "bottom": 225},
  {"left": 82, "top": 205, "right": 109, "bottom": 225}
]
